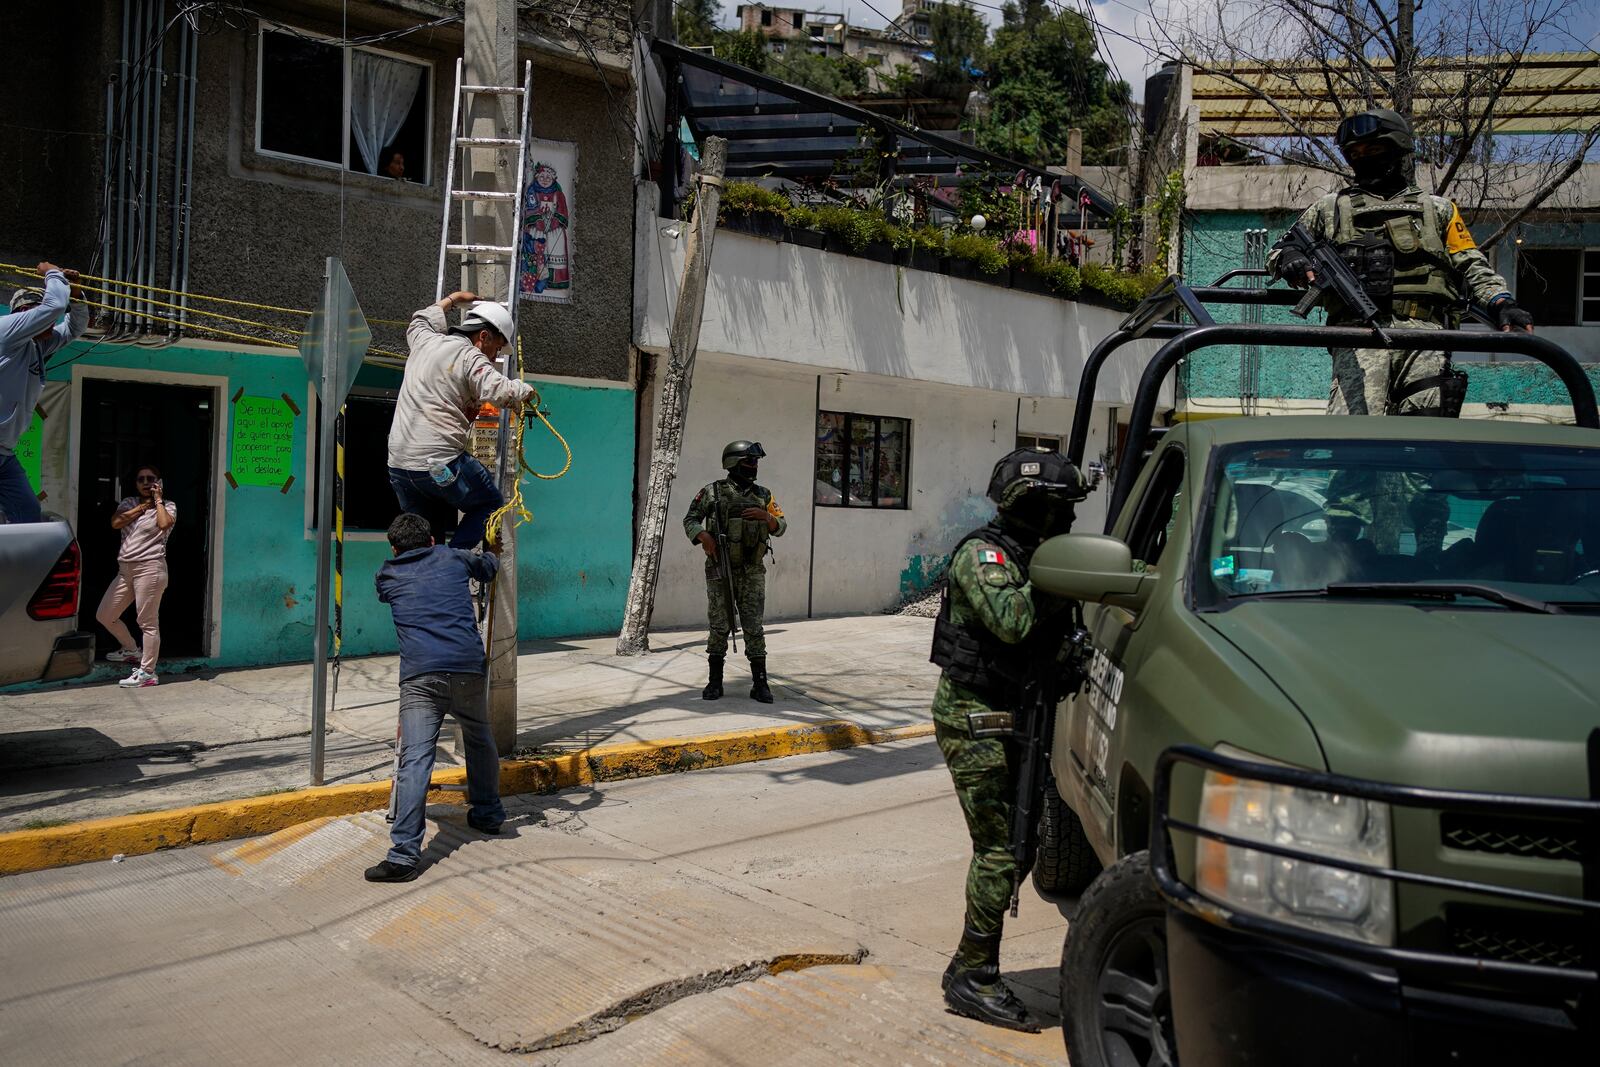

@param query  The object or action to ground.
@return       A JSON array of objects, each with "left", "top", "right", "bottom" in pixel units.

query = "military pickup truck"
[
  {"left": 1029, "top": 278, "right": 1599, "bottom": 1066},
  {"left": 0, "top": 519, "right": 94, "bottom": 687}
]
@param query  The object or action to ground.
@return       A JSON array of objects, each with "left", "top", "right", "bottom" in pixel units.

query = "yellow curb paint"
[{"left": 0, "top": 720, "right": 935, "bottom": 876}]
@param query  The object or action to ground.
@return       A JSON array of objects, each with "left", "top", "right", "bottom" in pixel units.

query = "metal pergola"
[{"left": 653, "top": 39, "right": 1117, "bottom": 221}]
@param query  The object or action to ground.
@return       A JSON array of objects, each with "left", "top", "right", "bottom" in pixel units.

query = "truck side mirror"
[{"left": 1032, "top": 533, "right": 1155, "bottom": 610}]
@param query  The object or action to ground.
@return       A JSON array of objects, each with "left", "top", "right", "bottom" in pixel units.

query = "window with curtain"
[
  {"left": 814, "top": 410, "right": 911, "bottom": 508},
  {"left": 257, "top": 28, "right": 430, "bottom": 182}
]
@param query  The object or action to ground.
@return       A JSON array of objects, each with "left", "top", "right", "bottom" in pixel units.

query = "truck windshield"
[{"left": 1197, "top": 440, "right": 1600, "bottom": 610}]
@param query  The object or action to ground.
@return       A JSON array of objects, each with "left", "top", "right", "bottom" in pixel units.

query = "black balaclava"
[
  {"left": 730, "top": 459, "right": 758, "bottom": 487},
  {"left": 1338, "top": 108, "right": 1415, "bottom": 199}
]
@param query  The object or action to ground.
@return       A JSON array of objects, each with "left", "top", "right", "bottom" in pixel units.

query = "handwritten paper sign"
[
  {"left": 14, "top": 411, "right": 43, "bottom": 491},
  {"left": 230, "top": 395, "right": 296, "bottom": 488}
]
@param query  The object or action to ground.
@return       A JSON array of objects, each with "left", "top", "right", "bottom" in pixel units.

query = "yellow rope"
[
  {"left": 483, "top": 337, "right": 576, "bottom": 545},
  {"left": 3, "top": 267, "right": 307, "bottom": 340},
  {"left": 527, "top": 394, "right": 574, "bottom": 481},
  {"left": 0, "top": 261, "right": 411, "bottom": 326},
  {"left": 60, "top": 293, "right": 406, "bottom": 361}
]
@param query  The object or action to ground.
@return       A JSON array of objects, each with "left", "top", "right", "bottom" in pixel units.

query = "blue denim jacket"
[{"left": 375, "top": 546, "right": 499, "bottom": 681}]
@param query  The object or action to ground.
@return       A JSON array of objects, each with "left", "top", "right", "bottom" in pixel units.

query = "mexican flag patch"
[{"left": 980, "top": 549, "right": 1006, "bottom": 566}]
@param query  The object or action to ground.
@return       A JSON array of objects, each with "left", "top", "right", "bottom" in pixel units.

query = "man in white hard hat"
[{"left": 387, "top": 290, "right": 532, "bottom": 549}]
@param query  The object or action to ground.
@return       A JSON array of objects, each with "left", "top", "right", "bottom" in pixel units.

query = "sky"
[{"left": 718, "top": 0, "right": 1600, "bottom": 107}]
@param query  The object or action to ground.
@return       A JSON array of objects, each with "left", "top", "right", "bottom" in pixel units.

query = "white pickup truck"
[{"left": 0, "top": 519, "right": 94, "bottom": 686}]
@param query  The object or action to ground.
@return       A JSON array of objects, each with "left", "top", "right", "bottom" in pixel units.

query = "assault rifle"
[
  {"left": 1275, "top": 222, "right": 1392, "bottom": 344},
  {"left": 713, "top": 494, "right": 741, "bottom": 654},
  {"left": 1009, "top": 611, "right": 1092, "bottom": 916}
]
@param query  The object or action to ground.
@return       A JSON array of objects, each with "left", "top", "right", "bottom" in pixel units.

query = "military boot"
[
  {"left": 748, "top": 657, "right": 774, "bottom": 704},
  {"left": 942, "top": 924, "right": 1039, "bottom": 1033},
  {"left": 702, "top": 656, "right": 724, "bottom": 701}
]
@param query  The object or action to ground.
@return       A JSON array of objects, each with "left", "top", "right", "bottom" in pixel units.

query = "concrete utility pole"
[
  {"left": 464, "top": 0, "right": 520, "bottom": 753},
  {"left": 616, "top": 137, "right": 728, "bottom": 655}
]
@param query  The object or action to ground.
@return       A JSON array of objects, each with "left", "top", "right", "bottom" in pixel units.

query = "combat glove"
[
  {"left": 1274, "top": 249, "right": 1314, "bottom": 288},
  {"left": 1494, "top": 297, "right": 1533, "bottom": 331}
]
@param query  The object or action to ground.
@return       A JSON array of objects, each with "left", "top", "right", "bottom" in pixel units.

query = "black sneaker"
[
  {"left": 364, "top": 860, "right": 419, "bottom": 883},
  {"left": 467, "top": 815, "right": 503, "bottom": 835}
]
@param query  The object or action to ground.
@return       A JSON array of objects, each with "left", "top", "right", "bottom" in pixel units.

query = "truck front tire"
[{"left": 1060, "top": 851, "right": 1176, "bottom": 1067}]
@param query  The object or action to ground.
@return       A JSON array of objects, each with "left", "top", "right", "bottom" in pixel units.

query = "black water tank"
[{"left": 1144, "top": 62, "right": 1178, "bottom": 134}]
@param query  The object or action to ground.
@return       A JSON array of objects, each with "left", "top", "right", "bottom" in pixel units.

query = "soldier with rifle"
[
  {"left": 1268, "top": 107, "right": 1533, "bottom": 418},
  {"left": 683, "top": 441, "right": 786, "bottom": 703},
  {"left": 929, "top": 447, "right": 1089, "bottom": 1032}
]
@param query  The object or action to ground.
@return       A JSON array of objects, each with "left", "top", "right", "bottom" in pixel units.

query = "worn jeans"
[
  {"left": 0, "top": 452, "right": 41, "bottom": 523},
  {"left": 388, "top": 671, "right": 505, "bottom": 866},
  {"left": 96, "top": 559, "right": 169, "bottom": 672},
  {"left": 388, "top": 453, "right": 503, "bottom": 550}
]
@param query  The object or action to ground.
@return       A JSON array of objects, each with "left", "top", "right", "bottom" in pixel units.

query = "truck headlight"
[{"left": 1195, "top": 764, "right": 1394, "bottom": 946}]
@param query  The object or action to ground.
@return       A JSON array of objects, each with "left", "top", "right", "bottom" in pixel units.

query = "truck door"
[{"left": 1062, "top": 445, "right": 1188, "bottom": 858}]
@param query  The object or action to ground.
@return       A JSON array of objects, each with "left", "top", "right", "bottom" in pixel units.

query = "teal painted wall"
[
  {"left": 45, "top": 340, "right": 634, "bottom": 669},
  {"left": 1177, "top": 208, "right": 1600, "bottom": 405}
]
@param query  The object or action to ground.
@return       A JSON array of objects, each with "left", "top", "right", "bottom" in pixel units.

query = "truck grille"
[
  {"left": 1446, "top": 906, "right": 1586, "bottom": 970},
  {"left": 1439, "top": 813, "right": 1583, "bottom": 862}
]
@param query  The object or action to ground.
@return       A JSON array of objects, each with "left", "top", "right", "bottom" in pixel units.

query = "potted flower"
[
  {"left": 719, "top": 181, "right": 789, "bottom": 241},
  {"left": 946, "top": 233, "right": 1007, "bottom": 283},
  {"left": 783, "top": 204, "right": 828, "bottom": 249}
]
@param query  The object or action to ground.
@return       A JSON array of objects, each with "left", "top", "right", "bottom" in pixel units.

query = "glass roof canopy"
[{"left": 656, "top": 40, "right": 1117, "bottom": 220}]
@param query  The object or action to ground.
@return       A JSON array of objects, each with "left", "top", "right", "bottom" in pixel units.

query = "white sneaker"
[
  {"left": 118, "top": 668, "right": 158, "bottom": 689},
  {"left": 104, "top": 648, "right": 140, "bottom": 664}
]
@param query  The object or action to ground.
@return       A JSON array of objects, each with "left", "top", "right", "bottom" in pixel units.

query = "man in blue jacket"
[
  {"left": 2, "top": 264, "right": 88, "bottom": 522},
  {"left": 366, "top": 513, "right": 507, "bottom": 882}
]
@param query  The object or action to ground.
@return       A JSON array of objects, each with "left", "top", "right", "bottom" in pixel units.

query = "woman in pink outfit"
[{"left": 97, "top": 464, "right": 176, "bottom": 688}]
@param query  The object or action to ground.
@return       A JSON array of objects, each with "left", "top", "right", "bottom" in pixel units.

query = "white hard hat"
[{"left": 460, "top": 300, "right": 514, "bottom": 342}]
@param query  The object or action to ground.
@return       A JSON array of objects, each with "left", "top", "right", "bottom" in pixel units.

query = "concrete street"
[
  {"left": 0, "top": 615, "right": 937, "bottom": 830},
  {"left": 0, "top": 735, "right": 1074, "bottom": 1065}
]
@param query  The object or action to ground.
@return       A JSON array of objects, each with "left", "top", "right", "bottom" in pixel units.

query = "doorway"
[{"left": 76, "top": 379, "right": 216, "bottom": 660}]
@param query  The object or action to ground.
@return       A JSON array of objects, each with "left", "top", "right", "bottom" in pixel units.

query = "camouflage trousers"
[
  {"left": 705, "top": 562, "right": 768, "bottom": 658},
  {"left": 933, "top": 676, "right": 1014, "bottom": 937},
  {"left": 1328, "top": 316, "right": 1446, "bottom": 416}
]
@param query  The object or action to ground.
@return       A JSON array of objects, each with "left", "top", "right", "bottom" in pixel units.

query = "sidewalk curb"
[{"left": 0, "top": 719, "right": 934, "bottom": 876}]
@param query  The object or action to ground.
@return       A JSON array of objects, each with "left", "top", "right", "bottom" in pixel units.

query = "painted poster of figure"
[{"left": 519, "top": 139, "right": 576, "bottom": 304}]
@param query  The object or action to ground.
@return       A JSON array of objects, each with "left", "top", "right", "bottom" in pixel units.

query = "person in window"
[
  {"left": 381, "top": 147, "right": 406, "bottom": 181},
  {"left": 388, "top": 291, "right": 531, "bottom": 549},
  {"left": 98, "top": 464, "right": 176, "bottom": 688},
  {"left": 2, "top": 264, "right": 87, "bottom": 522}
]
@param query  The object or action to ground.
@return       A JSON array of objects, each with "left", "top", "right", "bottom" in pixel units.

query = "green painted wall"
[
  {"left": 1180, "top": 209, "right": 1600, "bottom": 407},
  {"left": 44, "top": 340, "right": 634, "bottom": 670}
]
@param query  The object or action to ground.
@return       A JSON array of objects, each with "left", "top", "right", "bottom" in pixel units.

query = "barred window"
[{"left": 815, "top": 410, "right": 910, "bottom": 508}]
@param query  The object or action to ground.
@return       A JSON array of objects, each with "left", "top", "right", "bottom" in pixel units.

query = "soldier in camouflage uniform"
[
  {"left": 1268, "top": 108, "right": 1533, "bottom": 417},
  {"left": 929, "top": 447, "right": 1087, "bottom": 1033},
  {"left": 684, "top": 441, "right": 786, "bottom": 703}
]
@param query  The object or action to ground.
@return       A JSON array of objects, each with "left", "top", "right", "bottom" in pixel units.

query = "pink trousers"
[{"left": 96, "top": 559, "right": 169, "bottom": 672}]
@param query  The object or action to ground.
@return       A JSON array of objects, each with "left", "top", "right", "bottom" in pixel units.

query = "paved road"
[
  {"left": 0, "top": 615, "right": 937, "bottom": 829},
  {"left": 0, "top": 736, "right": 1076, "bottom": 1065}
]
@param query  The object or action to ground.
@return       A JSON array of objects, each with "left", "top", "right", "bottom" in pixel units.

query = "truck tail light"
[{"left": 28, "top": 541, "right": 82, "bottom": 620}]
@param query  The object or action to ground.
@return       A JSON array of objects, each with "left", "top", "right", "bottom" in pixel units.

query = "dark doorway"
[{"left": 77, "top": 379, "right": 215, "bottom": 660}]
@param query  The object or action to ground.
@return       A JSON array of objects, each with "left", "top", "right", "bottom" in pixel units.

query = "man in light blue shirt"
[{"left": 1, "top": 264, "right": 88, "bottom": 522}]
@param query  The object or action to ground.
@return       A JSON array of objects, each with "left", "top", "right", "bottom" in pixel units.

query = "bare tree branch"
[{"left": 1480, "top": 123, "right": 1600, "bottom": 249}]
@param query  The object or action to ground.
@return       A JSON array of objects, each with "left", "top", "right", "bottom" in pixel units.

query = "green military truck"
[{"left": 1029, "top": 279, "right": 1599, "bottom": 1066}]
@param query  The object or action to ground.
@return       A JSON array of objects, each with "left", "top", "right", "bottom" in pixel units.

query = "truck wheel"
[
  {"left": 1059, "top": 851, "right": 1175, "bottom": 1067},
  {"left": 1032, "top": 776, "right": 1100, "bottom": 899}
]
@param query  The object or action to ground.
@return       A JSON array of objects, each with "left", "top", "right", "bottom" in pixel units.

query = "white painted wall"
[
  {"left": 636, "top": 192, "right": 1169, "bottom": 408},
  {"left": 647, "top": 352, "right": 1127, "bottom": 631}
]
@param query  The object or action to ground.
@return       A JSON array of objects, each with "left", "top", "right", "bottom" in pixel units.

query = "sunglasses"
[{"left": 136, "top": 475, "right": 160, "bottom": 483}]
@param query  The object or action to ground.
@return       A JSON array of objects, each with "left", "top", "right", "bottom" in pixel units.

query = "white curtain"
[{"left": 349, "top": 51, "right": 424, "bottom": 175}]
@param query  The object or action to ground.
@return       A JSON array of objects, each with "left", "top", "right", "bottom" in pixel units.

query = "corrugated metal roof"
[{"left": 1194, "top": 52, "right": 1600, "bottom": 136}]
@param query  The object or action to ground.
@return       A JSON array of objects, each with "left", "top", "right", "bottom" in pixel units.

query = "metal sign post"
[{"left": 301, "top": 257, "right": 371, "bottom": 786}]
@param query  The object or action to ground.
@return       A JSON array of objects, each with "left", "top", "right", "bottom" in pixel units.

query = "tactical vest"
[
  {"left": 1330, "top": 189, "right": 1457, "bottom": 313},
  {"left": 929, "top": 523, "right": 1037, "bottom": 709},
  {"left": 704, "top": 479, "right": 773, "bottom": 567}
]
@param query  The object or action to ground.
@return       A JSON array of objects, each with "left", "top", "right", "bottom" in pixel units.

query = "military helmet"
[
  {"left": 1335, "top": 108, "right": 1413, "bottom": 166},
  {"left": 986, "top": 447, "right": 1086, "bottom": 509},
  {"left": 721, "top": 440, "right": 767, "bottom": 470}
]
